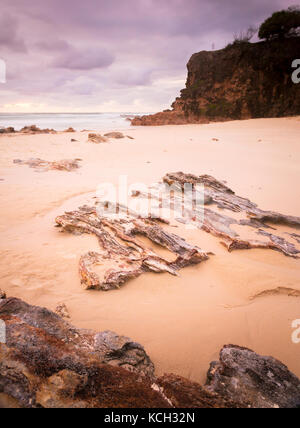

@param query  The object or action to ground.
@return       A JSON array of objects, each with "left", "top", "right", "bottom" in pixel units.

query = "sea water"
[{"left": 0, "top": 112, "right": 148, "bottom": 132}]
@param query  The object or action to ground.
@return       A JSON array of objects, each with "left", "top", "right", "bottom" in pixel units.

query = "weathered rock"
[
  {"left": 0, "top": 290, "right": 6, "bottom": 299},
  {"left": 20, "top": 125, "right": 56, "bottom": 134},
  {"left": 1, "top": 298, "right": 300, "bottom": 408},
  {"left": 0, "top": 127, "right": 15, "bottom": 134},
  {"left": 104, "top": 132, "right": 125, "bottom": 139},
  {"left": 132, "top": 38, "right": 300, "bottom": 125},
  {"left": 160, "top": 172, "right": 300, "bottom": 258},
  {"left": 64, "top": 127, "right": 75, "bottom": 133},
  {"left": 157, "top": 374, "right": 244, "bottom": 408},
  {"left": 55, "top": 303, "right": 70, "bottom": 319},
  {"left": 87, "top": 133, "right": 109, "bottom": 143},
  {"left": 55, "top": 205, "right": 209, "bottom": 291},
  {"left": 0, "top": 297, "right": 163, "bottom": 408},
  {"left": 206, "top": 345, "right": 300, "bottom": 408},
  {"left": 131, "top": 111, "right": 209, "bottom": 126},
  {"left": 13, "top": 158, "right": 82, "bottom": 172}
]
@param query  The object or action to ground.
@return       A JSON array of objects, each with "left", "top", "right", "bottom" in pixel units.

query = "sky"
[{"left": 0, "top": 0, "right": 295, "bottom": 113}]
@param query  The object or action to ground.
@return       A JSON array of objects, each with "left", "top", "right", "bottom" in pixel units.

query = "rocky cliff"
[{"left": 132, "top": 38, "right": 300, "bottom": 125}]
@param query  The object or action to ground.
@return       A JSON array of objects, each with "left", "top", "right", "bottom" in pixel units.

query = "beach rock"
[
  {"left": 0, "top": 127, "right": 15, "bottom": 134},
  {"left": 161, "top": 172, "right": 300, "bottom": 258},
  {"left": 13, "top": 158, "right": 81, "bottom": 172},
  {"left": 93, "top": 331, "right": 154, "bottom": 376},
  {"left": 20, "top": 125, "right": 56, "bottom": 134},
  {"left": 87, "top": 133, "right": 109, "bottom": 143},
  {"left": 132, "top": 38, "right": 300, "bottom": 126},
  {"left": 1, "top": 298, "right": 300, "bottom": 408},
  {"left": 104, "top": 132, "right": 125, "bottom": 139},
  {"left": 206, "top": 345, "right": 300, "bottom": 408},
  {"left": 157, "top": 374, "right": 243, "bottom": 408},
  {"left": 0, "top": 297, "right": 164, "bottom": 408},
  {"left": 55, "top": 206, "right": 209, "bottom": 291},
  {"left": 131, "top": 111, "right": 208, "bottom": 126},
  {"left": 55, "top": 303, "right": 70, "bottom": 319}
]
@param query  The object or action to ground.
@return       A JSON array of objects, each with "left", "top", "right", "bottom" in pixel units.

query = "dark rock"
[
  {"left": 0, "top": 127, "right": 15, "bottom": 134},
  {"left": 206, "top": 345, "right": 300, "bottom": 408},
  {"left": 20, "top": 125, "right": 56, "bottom": 134},
  {"left": 0, "top": 298, "right": 165, "bottom": 408},
  {"left": 157, "top": 374, "right": 244, "bottom": 408}
]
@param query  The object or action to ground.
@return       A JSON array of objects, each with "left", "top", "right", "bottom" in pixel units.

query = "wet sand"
[{"left": 0, "top": 117, "right": 300, "bottom": 383}]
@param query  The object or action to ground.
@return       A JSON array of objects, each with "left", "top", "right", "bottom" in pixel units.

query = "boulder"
[
  {"left": 104, "top": 132, "right": 125, "bottom": 139},
  {"left": 0, "top": 297, "right": 164, "bottom": 408},
  {"left": 87, "top": 133, "right": 109, "bottom": 143},
  {"left": 206, "top": 345, "right": 300, "bottom": 408}
]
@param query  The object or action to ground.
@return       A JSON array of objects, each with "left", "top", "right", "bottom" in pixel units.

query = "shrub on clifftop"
[{"left": 258, "top": 6, "right": 300, "bottom": 40}]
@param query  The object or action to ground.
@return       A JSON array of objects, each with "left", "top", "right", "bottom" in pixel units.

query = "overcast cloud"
[{"left": 0, "top": 0, "right": 294, "bottom": 112}]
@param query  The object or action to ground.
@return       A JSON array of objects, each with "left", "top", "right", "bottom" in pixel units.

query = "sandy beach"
[{"left": 0, "top": 116, "right": 300, "bottom": 384}]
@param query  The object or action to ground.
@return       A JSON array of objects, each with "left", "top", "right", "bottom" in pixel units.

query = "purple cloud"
[
  {"left": 0, "top": 14, "right": 27, "bottom": 53},
  {"left": 53, "top": 48, "right": 115, "bottom": 70},
  {"left": 0, "top": 0, "right": 293, "bottom": 112}
]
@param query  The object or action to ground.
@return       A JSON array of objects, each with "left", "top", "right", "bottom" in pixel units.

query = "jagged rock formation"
[
  {"left": 55, "top": 172, "right": 300, "bottom": 293},
  {"left": 1, "top": 298, "right": 300, "bottom": 408},
  {"left": 132, "top": 38, "right": 300, "bottom": 125},
  {"left": 55, "top": 205, "right": 209, "bottom": 291},
  {"left": 13, "top": 158, "right": 82, "bottom": 172},
  {"left": 134, "top": 172, "right": 300, "bottom": 258},
  {"left": 206, "top": 345, "right": 300, "bottom": 408}
]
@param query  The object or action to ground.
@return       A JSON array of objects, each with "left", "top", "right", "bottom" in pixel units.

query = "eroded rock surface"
[
  {"left": 104, "top": 132, "right": 125, "bottom": 139},
  {"left": 206, "top": 345, "right": 300, "bottom": 408},
  {"left": 1, "top": 298, "right": 300, "bottom": 408},
  {"left": 13, "top": 158, "right": 82, "bottom": 172},
  {"left": 0, "top": 297, "right": 162, "bottom": 408},
  {"left": 157, "top": 374, "right": 243, "bottom": 408},
  {"left": 55, "top": 205, "right": 209, "bottom": 291},
  {"left": 155, "top": 172, "right": 300, "bottom": 258},
  {"left": 87, "top": 133, "right": 109, "bottom": 143},
  {"left": 20, "top": 125, "right": 57, "bottom": 134}
]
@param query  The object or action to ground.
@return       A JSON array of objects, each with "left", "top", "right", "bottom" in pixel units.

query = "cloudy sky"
[{"left": 0, "top": 0, "right": 294, "bottom": 113}]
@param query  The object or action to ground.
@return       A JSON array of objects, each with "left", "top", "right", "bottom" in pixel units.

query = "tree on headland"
[{"left": 258, "top": 6, "right": 300, "bottom": 40}]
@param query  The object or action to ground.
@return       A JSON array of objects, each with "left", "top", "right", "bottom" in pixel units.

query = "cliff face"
[{"left": 132, "top": 38, "right": 300, "bottom": 125}]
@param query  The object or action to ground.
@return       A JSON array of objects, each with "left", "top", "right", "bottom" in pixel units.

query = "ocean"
[{"left": 0, "top": 112, "right": 148, "bottom": 132}]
